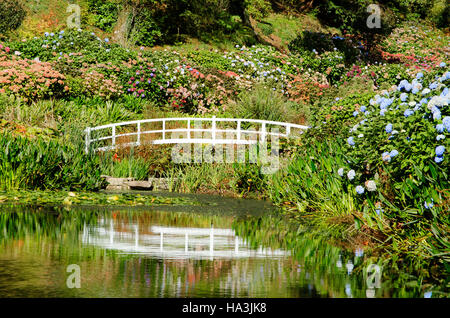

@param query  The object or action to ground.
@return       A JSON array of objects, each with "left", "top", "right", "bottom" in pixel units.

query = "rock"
[
  {"left": 125, "top": 181, "right": 153, "bottom": 190},
  {"left": 148, "top": 177, "right": 170, "bottom": 191}
]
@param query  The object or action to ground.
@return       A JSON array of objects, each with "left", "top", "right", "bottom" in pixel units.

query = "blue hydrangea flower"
[
  {"left": 404, "top": 83, "right": 412, "bottom": 92},
  {"left": 429, "top": 82, "right": 438, "bottom": 90},
  {"left": 435, "top": 156, "right": 444, "bottom": 163},
  {"left": 404, "top": 109, "right": 414, "bottom": 117},
  {"left": 433, "top": 111, "right": 441, "bottom": 121},
  {"left": 439, "top": 62, "right": 446, "bottom": 67},
  {"left": 436, "top": 145, "right": 445, "bottom": 157},
  {"left": 347, "top": 137, "right": 355, "bottom": 146},
  {"left": 436, "top": 124, "right": 444, "bottom": 133},
  {"left": 338, "top": 168, "right": 344, "bottom": 177},
  {"left": 380, "top": 109, "right": 387, "bottom": 116},
  {"left": 385, "top": 123, "right": 393, "bottom": 133},
  {"left": 360, "top": 106, "right": 367, "bottom": 112},
  {"left": 353, "top": 111, "right": 359, "bottom": 117},
  {"left": 356, "top": 185, "right": 364, "bottom": 194},
  {"left": 436, "top": 135, "right": 445, "bottom": 141},
  {"left": 382, "top": 152, "right": 391, "bottom": 162},
  {"left": 443, "top": 116, "right": 450, "bottom": 131},
  {"left": 416, "top": 72, "right": 423, "bottom": 79},
  {"left": 104, "top": 38, "right": 109, "bottom": 42},
  {"left": 400, "top": 93, "right": 408, "bottom": 102},
  {"left": 390, "top": 149, "right": 399, "bottom": 157}
]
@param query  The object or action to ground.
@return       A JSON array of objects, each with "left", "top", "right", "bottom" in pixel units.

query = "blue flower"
[
  {"left": 44, "top": 32, "right": 49, "bottom": 37},
  {"left": 390, "top": 149, "right": 399, "bottom": 157},
  {"left": 382, "top": 152, "right": 391, "bottom": 162},
  {"left": 404, "top": 83, "right": 412, "bottom": 92},
  {"left": 347, "top": 136, "right": 355, "bottom": 146},
  {"left": 443, "top": 116, "right": 450, "bottom": 131},
  {"left": 429, "top": 82, "right": 438, "bottom": 90},
  {"left": 360, "top": 106, "right": 367, "bottom": 112},
  {"left": 436, "top": 124, "right": 445, "bottom": 133},
  {"left": 353, "top": 111, "right": 359, "bottom": 117},
  {"left": 424, "top": 291, "right": 432, "bottom": 298},
  {"left": 416, "top": 72, "right": 423, "bottom": 79},
  {"left": 435, "top": 145, "right": 445, "bottom": 157},
  {"left": 356, "top": 185, "right": 364, "bottom": 194},
  {"left": 436, "top": 135, "right": 445, "bottom": 141},
  {"left": 380, "top": 109, "right": 387, "bottom": 116},
  {"left": 400, "top": 93, "right": 408, "bottom": 101},
  {"left": 404, "top": 109, "right": 414, "bottom": 117},
  {"left": 433, "top": 111, "right": 441, "bottom": 121},
  {"left": 424, "top": 200, "right": 434, "bottom": 209},
  {"left": 435, "top": 156, "right": 444, "bottom": 163},
  {"left": 385, "top": 123, "right": 393, "bottom": 133},
  {"left": 442, "top": 87, "right": 449, "bottom": 96},
  {"left": 104, "top": 38, "right": 109, "bottom": 42},
  {"left": 439, "top": 62, "right": 446, "bottom": 67}
]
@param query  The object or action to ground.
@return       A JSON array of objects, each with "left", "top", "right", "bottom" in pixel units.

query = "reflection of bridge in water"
[{"left": 82, "top": 219, "right": 289, "bottom": 260}]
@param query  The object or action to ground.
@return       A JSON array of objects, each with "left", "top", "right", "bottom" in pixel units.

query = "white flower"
[
  {"left": 338, "top": 168, "right": 344, "bottom": 177},
  {"left": 365, "top": 180, "right": 377, "bottom": 192},
  {"left": 347, "top": 170, "right": 356, "bottom": 180}
]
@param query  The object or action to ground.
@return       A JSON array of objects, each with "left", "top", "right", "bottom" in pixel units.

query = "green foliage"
[
  {"left": 87, "top": 0, "right": 120, "bottom": 32},
  {"left": 231, "top": 84, "right": 296, "bottom": 122},
  {"left": 102, "top": 155, "right": 151, "bottom": 180},
  {"left": 244, "top": 0, "right": 272, "bottom": 20},
  {"left": 0, "top": 0, "right": 26, "bottom": 37},
  {"left": 0, "top": 132, "right": 106, "bottom": 191}
]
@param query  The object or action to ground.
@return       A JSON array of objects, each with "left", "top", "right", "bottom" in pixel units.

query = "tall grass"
[
  {"left": 230, "top": 84, "right": 297, "bottom": 123},
  {"left": 0, "top": 132, "right": 106, "bottom": 191}
]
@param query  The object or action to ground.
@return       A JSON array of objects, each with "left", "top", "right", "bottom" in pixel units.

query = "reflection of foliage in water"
[
  {"left": 232, "top": 215, "right": 449, "bottom": 298},
  {"left": 0, "top": 205, "right": 447, "bottom": 297}
]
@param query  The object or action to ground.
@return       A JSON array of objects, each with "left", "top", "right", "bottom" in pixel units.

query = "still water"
[{"left": 0, "top": 192, "right": 438, "bottom": 298}]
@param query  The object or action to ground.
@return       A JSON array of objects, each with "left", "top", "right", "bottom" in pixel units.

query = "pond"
[{"left": 0, "top": 192, "right": 437, "bottom": 298}]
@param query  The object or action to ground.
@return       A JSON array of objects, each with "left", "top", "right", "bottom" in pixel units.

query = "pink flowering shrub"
[
  {"left": 81, "top": 69, "right": 123, "bottom": 99},
  {"left": 0, "top": 46, "right": 67, "bottom": 101}
]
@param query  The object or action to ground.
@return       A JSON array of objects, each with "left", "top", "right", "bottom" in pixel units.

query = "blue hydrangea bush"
[{"left": 338, "top": 65, "right": 449, "bottom": 224}]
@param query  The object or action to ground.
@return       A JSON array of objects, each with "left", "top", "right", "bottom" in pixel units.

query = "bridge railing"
[{"left": 84, "top": 116, "right": 309, "bottom": 153}]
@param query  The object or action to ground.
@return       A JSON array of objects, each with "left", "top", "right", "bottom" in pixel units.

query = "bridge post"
[
  {"left": 187, "top": 119, "right": 191, "bottom": 140},
  {"left": 286, "top": 125, "right": 291, "bottom": 137},
  {"left": 162, "top": 119, "right": 166, "bottom": 141},
  {"left": 85, "top": 127, "right": 91, "bottom": 154},
  {"left": 261, "top": 122, "right": 266, "bottom": 143},
  {"left": 237, "top": 120, "right": 241, "bottom": 141},
  {"left": 112, "top": 125, "right": 116, "bottom": 147},
  {"left": 137, "top": 122, "right": 141, "bottom": 146},
  {"left": 212, "top": 116, "right": 216, "bottom": 144}
]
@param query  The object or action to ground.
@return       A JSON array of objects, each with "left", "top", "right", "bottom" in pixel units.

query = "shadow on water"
[{"left": 0, "top": 193, "right": 444, "bottom": 298}]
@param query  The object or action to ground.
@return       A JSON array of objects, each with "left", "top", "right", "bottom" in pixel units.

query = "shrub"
[
  {"left": 0, "top": 53, "right": 67, "bottom": 102},
  {"left": 231, "top": 84, "right": 296, "bottom": 122},
  {"left": 0, "top": 0, "right": 26, "bottom": 37}
]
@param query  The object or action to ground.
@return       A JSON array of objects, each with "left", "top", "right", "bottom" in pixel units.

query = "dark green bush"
[{"left": 0, "top": 0, "right": 26, "bottom": 37}]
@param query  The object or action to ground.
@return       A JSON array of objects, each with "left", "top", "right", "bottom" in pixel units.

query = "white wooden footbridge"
[{"left": 84, "top": 116, "right": 308, "bottom": 153}]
